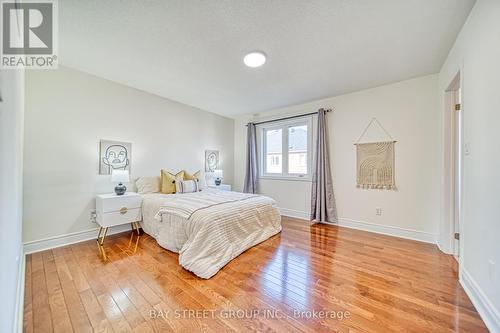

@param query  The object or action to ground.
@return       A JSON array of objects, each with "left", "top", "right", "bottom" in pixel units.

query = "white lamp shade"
[
  {"left": 111, "top": 169, "right": 129, "bottom": 183},
  {"left": 214, "top": 169, "right": 223, "bottom": 178}
]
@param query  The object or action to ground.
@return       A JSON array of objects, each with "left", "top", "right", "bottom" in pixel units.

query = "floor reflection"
[
  {"left": 261, "top": 232, "right": 315, "bottom": 309},
  {"left": 260, "top": 222, "right": 345, "bottom": 310},
  {"left": 98, "top": 231, "right": 141, "bottom": 261}
]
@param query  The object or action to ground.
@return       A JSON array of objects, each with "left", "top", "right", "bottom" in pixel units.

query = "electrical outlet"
[
  {"left": 488, "top": 260, "right": 496, "bottom": 282},
  {"left": 90, "top": 209, "right": 97, "bottom": 223},
  {"left": 464, "top": 142, "right": 471, "bottom": 156},
  {"left": 376, "top": 208, "right": 382, "bottom": 216}
]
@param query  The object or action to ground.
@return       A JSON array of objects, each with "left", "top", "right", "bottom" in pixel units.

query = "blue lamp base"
[{"left": 114, "top": 183, "right": 127, "bottom": 195}]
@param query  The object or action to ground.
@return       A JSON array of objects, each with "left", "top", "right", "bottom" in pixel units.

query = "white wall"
[
  {"left": 24, "top": 66, "right": 234, "bottom": 243},
  {"left": 0, "top": 69, "right": 25, "bottom": 333},
  {"left": 439, "top": 0, "right": 500, "bottom": 330},
  {"left": 235, "top": 74, "right": 441, "bottom": 242}
]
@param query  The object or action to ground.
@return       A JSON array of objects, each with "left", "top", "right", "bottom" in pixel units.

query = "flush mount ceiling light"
[{"left": 243, "top": 52, "right": 266, "bottom": 68}]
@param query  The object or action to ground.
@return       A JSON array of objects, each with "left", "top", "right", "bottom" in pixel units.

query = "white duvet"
[{"left": 141, "top": 189, "right": 281, "bottom": 279}]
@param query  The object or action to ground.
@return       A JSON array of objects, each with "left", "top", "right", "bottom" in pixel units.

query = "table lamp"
[
  {"left": 214, "top": 169, "right": 223, "bottom": 186},
  {"left": 111, "top": 169, "right": 129, "bottom": 195}
]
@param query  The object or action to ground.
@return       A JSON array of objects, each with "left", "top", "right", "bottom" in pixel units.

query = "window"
[
  {"left": 288, "top": 125, "right": 308, "bottom": 174},
  {"left": 265, "top": 128, "right": 282, "bottom": 173},
  {"left": 260, "top": 117, "right": 312, "bottom": 180}
]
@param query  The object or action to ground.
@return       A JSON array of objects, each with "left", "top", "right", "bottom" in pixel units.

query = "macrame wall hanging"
[{"left": 354, "top": 118, "right": 396, "bottom": 190}]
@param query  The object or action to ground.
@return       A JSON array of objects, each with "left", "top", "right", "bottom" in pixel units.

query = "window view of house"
[
  {"left": 264, "top": 122, "right": 309, "bottom": 177},
  {"left": 288, "top": 125, "right": 308, "bottom": 174},
  {"left": 265, "top": 128, "right": 282, "bottom": 173}
]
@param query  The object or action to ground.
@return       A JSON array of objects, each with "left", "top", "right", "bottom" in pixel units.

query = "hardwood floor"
[{"left": 23, "top": 217, "right": 488, "bottom": 332}]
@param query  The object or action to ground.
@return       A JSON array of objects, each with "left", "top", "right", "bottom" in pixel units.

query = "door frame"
[{"left": 443, "top": 71, "right": 464, "bottom": 264}]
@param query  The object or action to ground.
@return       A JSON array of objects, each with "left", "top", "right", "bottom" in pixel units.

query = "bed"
[{"left": 140, "top": 188, "right": 282, "bottom": 278}]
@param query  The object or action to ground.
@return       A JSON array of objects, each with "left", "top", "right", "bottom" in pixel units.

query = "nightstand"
[
  {"left": 208, "top": 184, "right": 231, "bottom": 191},
  {"left": 96, "top": 192, "right": 142, "bottom": 246}
]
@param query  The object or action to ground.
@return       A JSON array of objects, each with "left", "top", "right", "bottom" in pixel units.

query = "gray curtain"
[
  {"left": 311, "top": 109, "right": 338, "bottom": 223},
  {"left": 243, "top": 123, "right": 259, "bottom": 193}
]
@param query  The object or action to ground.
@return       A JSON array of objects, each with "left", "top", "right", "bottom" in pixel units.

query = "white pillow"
[
  {"left": 193, "top": 170, "right": 207, "bottom": 189},
  {"left": 135, "top": 176, "right": 161, "bottom": 194},
  {"left": 175, "top": 179, "right": 199, "bottom": 193}
]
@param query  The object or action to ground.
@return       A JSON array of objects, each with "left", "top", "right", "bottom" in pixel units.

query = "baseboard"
[
  {"left": 279, "top": 207, "right": 310, "bottom": 220},
  {"left": 23, "top": 224, "right": 133, "bottom": 254},
  {"left": 461, "top": 268, "right": 500, "bottom": 333},
  {"left": 280, "top": 207, "right": 438, "bottom": 244},
  {"left": 334, "top": 218, "right": 438, "bottom": 244},
  {"left": 436, "top": 241, "right": 448, "bottom": 254},
  {"left": 14, "top": 245, "right": 25, "bottom": 333}
]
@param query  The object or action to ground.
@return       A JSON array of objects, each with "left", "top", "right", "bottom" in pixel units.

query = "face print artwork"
[
  {"left": 99, "top": 140, "right": 131, "bottom": 175},
  {"left": 205, "top": 150, "right": 219, "bottom": 172}
]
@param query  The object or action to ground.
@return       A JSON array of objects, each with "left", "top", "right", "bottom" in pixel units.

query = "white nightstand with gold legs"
[{"left": 95, "top": 192, "right": 143, "bottom": 258}]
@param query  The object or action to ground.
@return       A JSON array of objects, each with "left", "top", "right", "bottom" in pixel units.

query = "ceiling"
[{"left": 59, "top": 0, "right": 475, "bottom": 117}]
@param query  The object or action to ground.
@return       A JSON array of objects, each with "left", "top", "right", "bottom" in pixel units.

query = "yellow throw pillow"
[
  {"left": 160, "top": 170, "right": 185, "bottom": 194},
  {"left": 184, "top": 170, "right": 201, "bottom": 181}
]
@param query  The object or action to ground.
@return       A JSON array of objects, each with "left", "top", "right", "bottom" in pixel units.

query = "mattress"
[{"left": 140, "top": 188, "right": 281, "bottom": 278}]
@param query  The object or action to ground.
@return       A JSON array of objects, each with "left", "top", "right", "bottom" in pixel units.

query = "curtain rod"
[{"left": 246, "top": 108, "right": 332, "bottom": 126}]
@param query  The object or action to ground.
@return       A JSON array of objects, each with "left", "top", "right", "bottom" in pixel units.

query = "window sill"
[{"left": 259, "top": 176, "right": 312, "bottom": 182}]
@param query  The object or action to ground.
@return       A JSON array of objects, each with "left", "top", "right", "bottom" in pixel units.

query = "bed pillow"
[
  {"left": 160, "top": 170, "right": 185, "bottom": 194},
  {"left": 193, "top": 170, "right": 207, "bottom": 189},
  {"left": 184, "top": 170, "right": 207, "bottom": 189},
  {"left": 175, "top": 179, "right": 199, "bottom": 193},
  {"left": 184, "top": 170, "right": 196, "bottom": 180},
  {"left": 135, "top": 176, "right": 160, "bottom": 194}
]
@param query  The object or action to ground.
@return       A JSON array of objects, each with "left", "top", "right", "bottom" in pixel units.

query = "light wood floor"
[{"left": 23, "top": 217, "right": 488, "bottom": 333}]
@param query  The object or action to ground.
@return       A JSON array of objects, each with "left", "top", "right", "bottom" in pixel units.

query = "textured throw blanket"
[
  {"left": 148, "top": 189, "right": 281, "bottom": 278},
  {"left": 155, "top": 190, "right": 259, "bottom": 220}
]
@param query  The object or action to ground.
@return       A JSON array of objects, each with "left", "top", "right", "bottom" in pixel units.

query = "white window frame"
[{"left": 259, "top": 116, "right": 313, "bottom": 181}]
